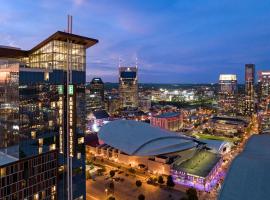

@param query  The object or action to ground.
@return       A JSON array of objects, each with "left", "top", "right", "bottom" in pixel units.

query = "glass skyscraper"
[{"left": 0, "top": 31, "right": 98, "bottom": 200}]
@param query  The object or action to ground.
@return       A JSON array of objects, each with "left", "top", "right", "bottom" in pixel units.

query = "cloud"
[{"left": 72, "top": 0, "right": 85, "bottom": 6}]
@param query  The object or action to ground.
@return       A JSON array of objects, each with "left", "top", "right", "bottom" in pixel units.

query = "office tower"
[
  {"left": 245, "top": 64, "right": 255, "bottom": 115},
  {"left": 105, "top": 94, "right": 121, "bottom": 114},
  {"left": 86, "top": 77, "right": 104, "bottom": 116},
  {"left": 258, "top": 71, "right": 270, "bottom": 108},
  {"left": 119, "top": 67, "right": 138, "bottom": 109},
  {"left": 218, "top": 74, "right": 238, "bottom": 114},
  {"left": 0, "top": 30, "right": 98, "bottom": 200}
]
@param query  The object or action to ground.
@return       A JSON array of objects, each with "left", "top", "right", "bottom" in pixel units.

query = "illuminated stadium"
[
  {"left": 172, "top": 150, "right": 223, "bottom": 191},
  {"left": 87, "top": 120, "right": 223, "bottom": 191},
  {"left": 98, "top": 120, "right": 199, "bottom": 156}
]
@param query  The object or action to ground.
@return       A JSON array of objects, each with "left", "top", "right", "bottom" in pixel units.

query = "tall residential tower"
[
  {"left": 0, "top": 31, "right": 98, "bottom": 200},
  {"left": 86, "top": 77, "right": 105, "bottom": 116},
  {"left": 218, "top": 74, "right": 238, "bottom": 114},
  {"left": 244, "top": 64, "right": 255, "bottom": 115}
]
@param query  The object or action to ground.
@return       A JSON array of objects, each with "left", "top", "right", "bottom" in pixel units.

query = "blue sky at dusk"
[{"left": 1, "top": 0, "right": 270, "bottom": 83}]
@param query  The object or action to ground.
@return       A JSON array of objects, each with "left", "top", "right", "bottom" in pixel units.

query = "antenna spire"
[{"left": 118, "top": 57, "right": 121, "bottom": 68}]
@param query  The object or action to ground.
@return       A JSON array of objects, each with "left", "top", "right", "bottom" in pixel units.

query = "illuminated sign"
[
  {"left": 68, "top": 85, "right": 74, "bottom": 95},
  {"left": 58, "top": 85, "right": 64, "bottom": 95}
]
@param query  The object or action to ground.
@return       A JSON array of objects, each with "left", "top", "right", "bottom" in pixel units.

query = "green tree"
[
  {"left": 138, "top": 194, "right": 145, "bottom": 200},
  {"left": 158, "top": 176, "right": 164, "bottom": 184},
  {"left": 136, "top": 180, "right": 142, "bottom": 188},
  {"left": 166, "top": 175, "right": 175, "bottom": 188},
  {"left": 110, "top": 170, "right": 115, "bottom": 178},
  {"left": 186, "top": 188, "right": 198, "bottom": 200}
]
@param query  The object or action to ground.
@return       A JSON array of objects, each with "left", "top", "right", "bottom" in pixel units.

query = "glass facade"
[
  {"left": 0, "top": 62, "right": 20, "bottom": 158},
  {"left": 21, "top": 40, "right": 86, "bottom": 71},
  {"left": 0, "top": 41, "right": 87, "bottom": 199},
  {"left": 0, "top": 31, "right": 98, "bottom": 200}
]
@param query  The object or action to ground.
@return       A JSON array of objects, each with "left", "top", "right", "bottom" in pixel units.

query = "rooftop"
[
  {"left": 155, "top": 112, "right": 181, "bottom": 118},
  {"left": 0, "top": 31, "right": 98, "bottom": 58},
  {"left": 0, "top": 151, "right": 18, "bottom": 166},
  {"left": 218, "top": 134, "right": 270, "bottom": 200},
  {"left": 173, "top": 150, "right": 221, "bottom": 177},
  {"left": 219, "top": 74, "right": 237, "bottom": 81},
  {"left": 98, "top": 120, "right": 199, "bottom": 156}
]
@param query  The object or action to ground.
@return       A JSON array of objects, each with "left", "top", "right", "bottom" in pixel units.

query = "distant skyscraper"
[
  {"left": 258, "top": 71, "right": 270, "bottom": 108},
  {"left": 119, "top": 66, "right": 138, "bottom": 109},
  {"left": 86, "top": 77, "right": 104, "bottom": 115},
  {"left": 0, "top": 30, "right": 98, "bottom": 200},
  {"left": 218, "top": 74, "right": 238, "bottom": 114},
  {"left": 244, "top": 64, "right": 255, "bottom": 115}
]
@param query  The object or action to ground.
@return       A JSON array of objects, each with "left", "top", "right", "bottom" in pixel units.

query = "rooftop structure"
[
  {"left": 0, "top": 31, "right": 97, "bottom": 58},
  {"left": 98, "top": 120, "right": 199, "bottom": 156},
  {"left": 0, "top": 151, "right": 18, "bottom": 166},
  {"left": 173, "top": 150, "right": 221, "bottom": 178},
  {"left": 151, "top": 112, "right": 183, "bottom": 131},
  {"left": 218, "top": 134, "right": 270, "bottom": 200},
  {"left": 155, "top": 112, "right": 181, "bottom": 118},
  {"left": 219, "top": 74, "right": 237, "bottom": 81}
]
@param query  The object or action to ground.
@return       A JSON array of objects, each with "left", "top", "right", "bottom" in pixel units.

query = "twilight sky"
[{"left": 0, "top": 0, "right": 270, "bottom": 83}]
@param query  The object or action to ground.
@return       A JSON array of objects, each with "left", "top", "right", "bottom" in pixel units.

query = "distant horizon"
[{"left": 87, "top": 81, "right": 247, "bottom": 85}]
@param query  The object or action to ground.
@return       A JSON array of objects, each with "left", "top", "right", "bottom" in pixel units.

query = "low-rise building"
[{"left": 150, "top": 112, "right": 183, "bottom": 131}]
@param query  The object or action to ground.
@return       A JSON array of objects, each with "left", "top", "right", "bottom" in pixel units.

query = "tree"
[
  {"left": 97, "top": 168, "right": 105, "bottom": 176},
  {"left": 110, "top": 170, "right": 115, "bottom": 178},
  {"left": 109, "top": 181, "right": 114, "bottom": 192},
  {"left": 136, "top": 180, "right": 142, "bottom": 188},
  {"left": 166, "top": 175, "right": 175, "bottom": 188},
  {"left": 138, "top": 194, "right": 145, "bottom": 200},
  {"left": 158, "top": 176, "right": 164, "bottom": 184},
  {"left": 107, "top": 196, "right": 116, "bottom": 200},
  {"left": 186, "top": 188, "right": 198, "bottom": 200}
]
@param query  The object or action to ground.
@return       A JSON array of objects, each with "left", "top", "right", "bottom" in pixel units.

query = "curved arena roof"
[{"left": 98, "top": 120, "right": 199, "bottom": 156}]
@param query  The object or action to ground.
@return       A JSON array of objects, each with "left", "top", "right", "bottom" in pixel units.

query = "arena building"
[{"left": 87, "top": 120, "right": 223, "bottom": 191}]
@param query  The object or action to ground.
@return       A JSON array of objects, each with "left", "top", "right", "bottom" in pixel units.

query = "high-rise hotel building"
[
  {"left": 86, "top": 77, "right": 104, "bottom": 116},
  {"left": 119, "top": 67, "right": 138, "bottom": 109},
  {"left": 258, "top": 71, "right": 270, "bottom": 132},
  {"left": 258, "top": 71, "right": 270, "bottom": 108},
  {"left": 0, "top": 31, "right": 98, "bottom": 199},
  {"left": 244, "top": 64, "right": 255, "bottom": 115},
  {"left": 218, "top": 74, "right": 238, "bottom": 114}
]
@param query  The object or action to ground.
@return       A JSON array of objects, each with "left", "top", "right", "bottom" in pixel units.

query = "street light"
[{"left": 105, "top": 188, "right": 108, "bottom": 196}]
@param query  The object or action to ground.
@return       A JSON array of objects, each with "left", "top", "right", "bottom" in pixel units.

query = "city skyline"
[{"left": 1, "top": 0, "right": 270, "bottom": 83}]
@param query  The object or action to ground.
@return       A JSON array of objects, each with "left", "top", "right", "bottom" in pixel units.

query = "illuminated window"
[
  {"left": 50, "top": 144, "right": 56, "bottom": 150},
  {"left": 31, "top": 131, "right": 36, "bottom": 139},
  {"left": 44, "top": 72, "right": 49, "bottom": 81},
  {"left": 39, "top": 138, "right": 43, "bottom": 146},
  {"left": 0, "top": 168, "right": 6, "bottom": 177},
  {"left": 34, "top": 193, "right": 39, "bottom": 200},
  {"left": 78, "top": 137, "right": 84, "bottom": 144}
]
